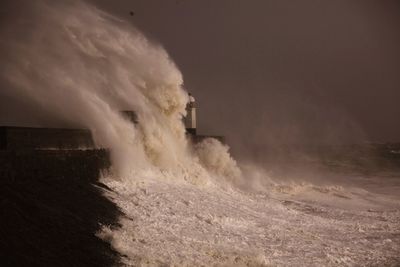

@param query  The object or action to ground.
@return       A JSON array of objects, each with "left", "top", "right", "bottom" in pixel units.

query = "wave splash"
[{"left": 0, "top": 0, "right": 241, "bottom": 185}]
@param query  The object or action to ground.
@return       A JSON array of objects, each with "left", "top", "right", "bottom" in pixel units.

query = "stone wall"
[
  {"left": 0, "top": 149, "right": 110, "bottom": 182},
  {"left": 0, "top": 143, "right": 120, "bottom": 266},
  {"left": 0, "top": 126, "right": 94, "bottom": 150}
]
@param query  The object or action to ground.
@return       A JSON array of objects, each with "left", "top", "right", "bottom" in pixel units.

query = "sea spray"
[
  {"left": 195, "top": 138, "right": 242, "bottom": 186},
  {"left": 0, "top": 0, "right": 226, "bottom": 182}
]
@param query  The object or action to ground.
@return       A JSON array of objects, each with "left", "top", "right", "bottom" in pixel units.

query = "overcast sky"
[
  {"left": 1, "top": 0, "right": 399, "bottom": 149},
  {"left": 88, "top": 0, "right": 400, "bottom": 146}
]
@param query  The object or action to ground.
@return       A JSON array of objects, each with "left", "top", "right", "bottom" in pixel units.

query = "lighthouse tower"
[{"left": 185, "top": 93, "right": 196, "bottom": 135}]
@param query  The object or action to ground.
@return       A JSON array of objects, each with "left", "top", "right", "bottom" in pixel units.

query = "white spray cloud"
[
  {"left": 195, "top": 138, "right": 242, "bottom": 186},
  {"left": 0, "top": 0, "right": 244, "bottom": 185}
]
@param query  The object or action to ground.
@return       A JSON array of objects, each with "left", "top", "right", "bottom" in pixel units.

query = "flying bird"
[{"left": 129, "top": 11, "right": 135, "bottom": 16}]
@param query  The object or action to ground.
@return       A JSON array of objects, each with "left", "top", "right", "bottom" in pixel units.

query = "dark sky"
[
  {"left": 88, "top": 0, "right": 400, "bottom": 146},
  {"left": 1, "top": 0, "right": 400, "bottom": 150}
]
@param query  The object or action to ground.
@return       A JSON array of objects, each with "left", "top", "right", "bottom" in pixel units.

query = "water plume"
[
  {"left": 195, "top": 138, "right": 242, "bottom": 186},
  {"left": 0, "top": 0, "right": 197, "bottom": 178}
]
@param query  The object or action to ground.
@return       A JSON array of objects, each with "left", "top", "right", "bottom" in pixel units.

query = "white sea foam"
[{"left": 99, "top": 176, "right": 400, "bottom": 266}]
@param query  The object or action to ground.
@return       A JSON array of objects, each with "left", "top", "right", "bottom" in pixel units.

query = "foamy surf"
[{"left": 98, "top": 174, "right": 400, "bottom": 266}]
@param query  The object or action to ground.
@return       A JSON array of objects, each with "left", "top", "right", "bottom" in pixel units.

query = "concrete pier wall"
[
  {"left": 0, "top": 146, "right": 120, "bottom": 266},
  {"left": 0, "top": 126, "right": 94, "bottom": 150}
]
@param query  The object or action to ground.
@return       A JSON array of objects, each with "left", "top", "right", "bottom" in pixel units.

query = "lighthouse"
[{"left": 185, "top": 93, "right": 196, "bottom": 135}]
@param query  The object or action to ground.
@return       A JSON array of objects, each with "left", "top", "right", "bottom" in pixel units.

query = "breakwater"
[{"left": 0, "top": 139, "right": 121, "bottom": 266}]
